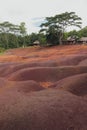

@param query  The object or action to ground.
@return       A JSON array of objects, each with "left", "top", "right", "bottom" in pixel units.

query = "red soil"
[
  {"left": 78, "top": 58, "right": 87, "bottom": 66},
  {"left": 49, "top": 73, "right": 87, "bottom": 96},
  {"left": 0, "top": 45, "right": 87, "bottom": 130}
]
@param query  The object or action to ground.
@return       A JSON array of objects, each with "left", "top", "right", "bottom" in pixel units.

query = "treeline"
[
  {"left": 0, "top": 32, "right": 46, "bottom": 49},
  {"left": 64, "top": 26, "right": 87, "bottom": 39},
  {"left": 0, "top": 23, "right": 87, "bottom": 50},
  {"left": 0, "top": 12, "right": 87, "bottom": 51},
  {"left": 0, "top": 21, "right": 46, "bottom": 50}
]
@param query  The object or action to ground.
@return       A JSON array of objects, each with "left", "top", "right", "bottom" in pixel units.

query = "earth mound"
[
  {"left": 7, "top": 66, "right": 87, "bottom": 82},
  {"left": 8, "top": 80, "right": 44, "bottom": 93},
  {"left": 78, "top": 58, "right": 87, "bottom": 66},
  {"left": 0, "top": 89, "right": 87, "bottom": 130},
  {"left": 0, "top": 45, "right": 87, "bottom": 130},
  {"left": 50, "top": 73, "right": 87, "bottom": 96}
]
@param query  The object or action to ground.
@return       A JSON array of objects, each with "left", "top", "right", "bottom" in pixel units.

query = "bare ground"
[{"left": 0, "top": 45, "right": 87, "bottom": 130}]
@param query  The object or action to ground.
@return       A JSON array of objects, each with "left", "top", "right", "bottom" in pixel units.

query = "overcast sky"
[{"left": 0, "top": 0, "right": 87, "bottom": 34}]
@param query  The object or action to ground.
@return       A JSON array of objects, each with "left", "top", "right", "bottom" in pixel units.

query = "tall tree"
[
  {"left": 19, "top": 22, "right": 27, "bottom": 47},
  {"left": 40, "top": 12, "right": 82, "bottom": 45},
  {"left": 0, "top": 21, "right": 14, "bottom": 48},
  {"left": 0, "top": 21, "right": 21, "bottom": 48},
  {"left": 78, "top": 26, "right": 87, "bottom": 37}
]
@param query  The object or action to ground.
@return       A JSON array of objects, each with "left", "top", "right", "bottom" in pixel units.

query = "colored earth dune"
[{"left": 0, "top": 45, "right": 87, "bottom": 130}]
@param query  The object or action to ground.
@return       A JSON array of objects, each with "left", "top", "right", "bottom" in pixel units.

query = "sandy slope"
[{"left": 0, "top": 45, "right": 87, "bottom": 130}]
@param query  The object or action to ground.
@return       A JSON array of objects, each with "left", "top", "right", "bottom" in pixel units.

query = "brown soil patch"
[
  {"left": 7, "top": 80, "right": 44, "bottom": 93},
  {"left": 7, "top": 66, "right": 87, "bottom": 83},
  {"left": 78, "top": 58, "right": 87, "bottom": 66},
  {"left": 50, "top": 73, "right": 87, "bottom": 96},
  {"left": 0, "top": 45, "right": 87, "bottom": 130}
]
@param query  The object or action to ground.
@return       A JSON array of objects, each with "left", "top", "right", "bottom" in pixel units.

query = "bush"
[{"left": 0, "top": 47, "right": 5, "bottom": 53}]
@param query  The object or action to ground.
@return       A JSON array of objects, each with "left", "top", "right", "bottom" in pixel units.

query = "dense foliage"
[
  {"left": 0, "top": 21, "right": 46, "bottom": 49},
  {"left": 0, "top": 12, "right": 87, "bottom": 50},
  {"left": 40, "top": 12, "right": 82, "bottom": 45}
]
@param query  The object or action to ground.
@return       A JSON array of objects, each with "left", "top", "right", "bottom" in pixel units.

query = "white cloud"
[{"left": 0, "top": 0, "right": 87, "bottom": 34}]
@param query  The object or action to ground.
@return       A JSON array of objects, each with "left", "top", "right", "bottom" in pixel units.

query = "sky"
[{"left": 0, "top": 0, "right": 87, "bottom": 34}]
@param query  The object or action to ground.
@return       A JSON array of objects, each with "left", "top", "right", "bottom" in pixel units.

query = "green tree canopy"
[
  {"left": 0, "top": 21, "right": 27, "bottom": 48},
  {"left": 78, "top": 26, "right": 87, "bottom": 37},
  {"left": 40, "top": 12, "right": 82, "bottom": 45}
]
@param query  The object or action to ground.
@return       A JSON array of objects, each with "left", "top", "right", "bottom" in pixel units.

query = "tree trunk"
[
  {"left": 4, "top": 33, "right": 9, "bottom": 49},
  {"left": 23, "top": 37, "right": 26, "bottom": 48},
  {"left": 59, "top": 32, "right": 63, "bottom": 45},
  {"left": 59, "top": 36, "right": 62, "bottom": 45}
]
